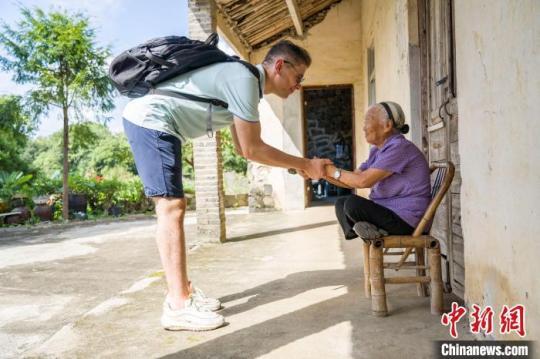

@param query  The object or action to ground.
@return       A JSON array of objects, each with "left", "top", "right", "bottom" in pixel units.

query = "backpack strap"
[
  {"left": 150, "top": 55, "right": 263, "bottom": 138},
  {"left": 237, "top": 60, "right": 263, "bottom": 99},
  {"left": 150, "top": 89, "right": 228, "bottom": 138}
]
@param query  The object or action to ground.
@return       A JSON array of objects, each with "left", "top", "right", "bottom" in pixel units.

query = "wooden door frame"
[
  {"left": 409, "top": 0, "right": 429, "bottom": 156},
  {"left": 301, "top": 84, "right": 356, "bottom": 207},
  {"left": 416, "top": 0, "right": 464, "bottom": 298}
]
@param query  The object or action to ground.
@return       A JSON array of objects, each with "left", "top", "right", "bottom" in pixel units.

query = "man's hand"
[
  {"left": 297, "top": 169, "right": 310, "bottom": 179},
  {"left": 304, "top": 158, "right": 333, "bottom": 180}
]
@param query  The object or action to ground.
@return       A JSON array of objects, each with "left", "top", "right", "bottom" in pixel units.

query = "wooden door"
[
  {"left": 420, "top": 0, "right": 464, "bottom": 297},
  {"left": 302, "top": 85, "right": 356, "bottom": 207}
]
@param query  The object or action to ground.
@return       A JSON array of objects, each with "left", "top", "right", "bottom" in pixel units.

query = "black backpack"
[{"left": 109, "top": 33, "right": 262, "bottom": 137}]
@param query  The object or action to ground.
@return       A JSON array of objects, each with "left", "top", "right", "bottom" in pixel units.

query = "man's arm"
[
  {"left": 324, "top": 165, "right": 392, "bottom": 189},
  {"left": 229, "top": 124, "right": 243, "bottom": 156},
  {"left": 232, "top": 117, "right": 331, "bottom": 179}
]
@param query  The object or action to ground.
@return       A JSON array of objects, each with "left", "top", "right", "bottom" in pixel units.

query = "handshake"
[{"left": 287, "top": 158, "right": 353, "bottom": 189}]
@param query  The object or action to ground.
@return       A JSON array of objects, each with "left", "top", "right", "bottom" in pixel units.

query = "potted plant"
[
  {"left": 0, "top": 171, "right": 33, "bottom": 223},
  {"left": 29, "top": 174, "right": 62, "bottom": 222},
  {"left": 0, "top": 171, "right": 31, "bottom": 211},
  {"left": 7, "top": 194, "right": 31, "bottom": 224},
  {"left": 33, "top": 195, "right": 54, "bottom": 221},
  {"left": 97, "top": 178, "right": 122, "bottom": 216},
  {"left": 68, "top": 175, "right": 93, "bottom": 215}
]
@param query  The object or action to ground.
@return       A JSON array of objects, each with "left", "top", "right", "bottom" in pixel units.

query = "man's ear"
[{"left": 275, "top": 58, "right": 284, "bottom": 73}]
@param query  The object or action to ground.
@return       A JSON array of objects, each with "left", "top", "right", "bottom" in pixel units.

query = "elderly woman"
[{"left": 326, "top": 102, "right": 431, "bottom": 240}]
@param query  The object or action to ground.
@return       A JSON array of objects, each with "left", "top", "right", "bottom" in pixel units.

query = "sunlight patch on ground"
[
  {"left": 0, "top": 225, "right": 152, "bottom": 269},
  {"left": 260, "top": 321, "right": 353, "bottom": 359},
  {"left": 0, "top": 295, "right": 73, "bottom": 325},
  {"left": 226, "top": 285, "right": 347, "bottom": 328},
  {"left": 85, "top": 297, "right": 130, "bottom": 317},
  {"left": 121, "top": 277, "right": 161, "bottom": 294}
]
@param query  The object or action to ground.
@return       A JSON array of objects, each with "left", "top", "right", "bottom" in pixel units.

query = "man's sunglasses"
[{"left": 283, "top": 60, "right": 305, "bottom": 85}]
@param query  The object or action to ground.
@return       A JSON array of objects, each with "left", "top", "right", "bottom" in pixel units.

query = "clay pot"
[
  {"left": 108, "top": 205, "right": 122, "bottom": 217},
  {"left": 10, "top": 197, "right": 26, "bottom": 208},
  {"left": 0, "top": 200, "right": 9, "bottom": 213},
  {"left": 5, "top": 206, "right": 31, "bottom": 225},
  {"left": 34, "top": 204, "right": 54, "bottom": 221},
  {"left": 68, "top": 194, "right": 87, "bottom": 213}
]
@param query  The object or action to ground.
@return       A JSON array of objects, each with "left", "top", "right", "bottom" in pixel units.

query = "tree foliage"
[
  {"left": 24, "top": 123, "right": 136, "bottom": 179},
  {"left": 0, "top": 6, "right": 116, "bottom": 219},
  {"left": 0, "top": 95, "right": 35, "bottom": 173},
  {"left": 0, "top": 7, "right": 114, "bottom": 117},
  {"left": 220, "top": 127, "right": 247, "bottom": 174},
  {"left": 179, "top": 128, "right": 247, "bottom": 177}
]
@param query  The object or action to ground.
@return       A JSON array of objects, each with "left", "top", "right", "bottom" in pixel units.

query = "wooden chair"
[{"left": 360, "top": 161, "right": 455, "bottom": 317}]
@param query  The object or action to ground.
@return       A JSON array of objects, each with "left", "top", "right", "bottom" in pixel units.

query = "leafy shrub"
[
  {"left": 27, "top": 173, "right": 62, "bottom": 198},
  {"left": 220, "top": 127, "right": 247, "bottom": 174},
  {"left": 0, "top": 171, "right": 33, "bottom": 202}
]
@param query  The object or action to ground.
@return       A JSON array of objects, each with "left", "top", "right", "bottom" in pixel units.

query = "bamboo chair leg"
[
  {"left": 363, "top": 241, "right": 371, "bottom": 298},
  {"left": 370, "top": 241, "right": 388, "bottom": 316},
  {"left": 396, "top": 247, "right": 413, "bottom": 268},
  {"left": 429, "top": 246, "right": 444, "bottom": 315},
  {"left": 416, "top": 247, "right": 428, "bottom": 297}
]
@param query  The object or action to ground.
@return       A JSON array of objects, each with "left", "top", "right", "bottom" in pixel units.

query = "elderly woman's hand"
[
  {"left": 324, "top": 164, "right": 336, "bottom": 178},
  {"left": 322, "top": 165, "right": 354, "bottom": 189}
]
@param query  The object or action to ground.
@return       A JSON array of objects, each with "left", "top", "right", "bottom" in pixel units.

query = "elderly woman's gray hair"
[{"left": 376, "top": 101, "right": 409, "bottom": 134}]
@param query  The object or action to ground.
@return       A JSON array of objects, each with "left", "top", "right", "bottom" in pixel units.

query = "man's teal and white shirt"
[{"left": 123, "top": 63, "right": 265, "bottom": 142}]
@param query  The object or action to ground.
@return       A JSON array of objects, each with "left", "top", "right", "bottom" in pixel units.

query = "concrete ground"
[{"left": 0, "top": 206, "right": 471, "bottom": 358}]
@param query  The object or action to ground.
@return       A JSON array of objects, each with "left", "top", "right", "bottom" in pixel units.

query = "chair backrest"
[{"left": 412, "top": 161, "right": 455, "bottom": 236}]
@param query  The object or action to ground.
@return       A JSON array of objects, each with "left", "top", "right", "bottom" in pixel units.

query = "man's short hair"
[{"left": 263, "top": 40, "right": 312, "bottom": 67}]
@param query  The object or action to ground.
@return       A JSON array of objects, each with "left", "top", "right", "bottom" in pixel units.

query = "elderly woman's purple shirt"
[{"left": 359, "top": 133, "right": 431, "bottom": 228}]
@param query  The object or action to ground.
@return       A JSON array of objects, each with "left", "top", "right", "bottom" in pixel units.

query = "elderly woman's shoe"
[{"left": 353, "top": 221, "right": 389, "bottom": 240}]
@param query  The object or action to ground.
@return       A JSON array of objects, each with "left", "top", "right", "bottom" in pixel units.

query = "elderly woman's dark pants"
[{"left": 335, "top": 195, "right": 414, "bottom": 239}]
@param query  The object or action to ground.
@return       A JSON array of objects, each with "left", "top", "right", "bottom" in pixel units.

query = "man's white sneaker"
[
  {"left": 191, "top": 286, "right": 222, "bottom": 311},
  {"left": 161, "top": 296, "right": 225, "bottom": 331}
]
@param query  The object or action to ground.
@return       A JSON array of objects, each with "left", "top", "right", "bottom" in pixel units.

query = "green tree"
[
  {"left": 25, "top": 122, "right": 136, "bottom": 179},
  {"left": 182, "top": 140, "right": 194, "bottom": 178},
  {"left": 86, "top": 132, "right": 135, "bottom": 178},
  {"left": 69, "top": 122, "right": 135, "bottom": 178},
  {"left": 23, "top": 132, "right": 63, "bottom": 178},
  {"left": 220, "top": 127, "right": 247, "bottom": 174},
  {"left": 0, "top": 95, "right": 35, "bottom": 173},
  {"left": 0, "top": 7, "right": 115, "bottom": 219}
]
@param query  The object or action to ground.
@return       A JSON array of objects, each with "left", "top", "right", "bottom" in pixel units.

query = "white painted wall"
[
  {"left": 221, "top": 0, "right": 540, "bottom": 345},
  {"left": 251, "top": 0, "right": 364, "bottom": 209},
  {"left": 357, "top": 0, "right": 414, "bottom": 193},
  {"left": 360, "top": 0, "right": 412, "bottom": 133},
  {"left": 454, "top": 0, "right": 540, "bottom": 342}
]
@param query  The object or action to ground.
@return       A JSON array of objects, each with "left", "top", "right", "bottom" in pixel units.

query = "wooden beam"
[
  {"left": 385, "top": 276, "right": 431, "bottom": 284},
  {"left": 214, "top": 0, "right": 253, "bottom": 53},
  {"left": 250, "top": 0, "right": 340, "bottom": 48},
  {"left": 285, "top": 0, "right": 304, "bottom": 36},
  {"left": 217, "top": 16, "right": 250, "bottom": 60}
]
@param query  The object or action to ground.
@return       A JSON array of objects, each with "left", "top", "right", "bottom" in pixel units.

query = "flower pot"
[
  {"left": 108, "top": 205, "right": 122, "bottom": 217},
  {"left": 68, "top": 194, "right": 87, "bottom": 213},
  {"left": 10, "top": 196, "right": 26, "bottom": 208},
  {"left": 34, "top": 204, "right": 54, "bottom": 221},
  {"left": 5, "top": 206, "right": 31, "bottom": 225},
  {"left": 33, "top": 195, "right": 49, "bottom": 206},
  {"left": 0, "top": 200, "right": 9, "bottom": 213}
]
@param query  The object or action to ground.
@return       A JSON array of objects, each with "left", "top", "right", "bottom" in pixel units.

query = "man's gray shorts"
[{"left": 123, "top": 118, "right": 184, "bottom": 198}]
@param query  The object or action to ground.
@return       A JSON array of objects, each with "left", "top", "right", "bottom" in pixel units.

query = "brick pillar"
[{"left": 188, "top": 0, "right": 226, "bottom": 242}]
